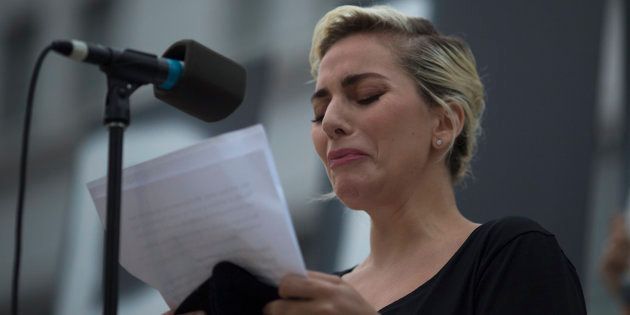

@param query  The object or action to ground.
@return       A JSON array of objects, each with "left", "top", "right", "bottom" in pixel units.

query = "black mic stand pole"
[{"left": 102, "top": 74, "right": 139, "bottom": 315}]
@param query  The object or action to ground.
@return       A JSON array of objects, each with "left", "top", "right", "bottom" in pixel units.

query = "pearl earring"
[{"left": 436, "top": 139, "right": 443, "bottom": 146}]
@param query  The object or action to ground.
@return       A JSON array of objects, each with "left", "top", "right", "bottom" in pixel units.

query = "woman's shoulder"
[
  {"left": 478, "top": 216, "right": 553, "bottom": 237},
  {"left": 467, "top": 217, "right": 586, "bottom": 313},
  {"left": 472, "top": 216, "right": 554, "bottom": 249},
  {"left": 465, "top": 216, "right": 562, "bottom": 267}
]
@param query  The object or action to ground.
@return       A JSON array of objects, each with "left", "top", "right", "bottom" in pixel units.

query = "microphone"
[
  {"left": 51, "top": 39, "right": 184, "bottom": 90},
  {"left": 51, "top": 39, "right": 246, "bottom": 122}
]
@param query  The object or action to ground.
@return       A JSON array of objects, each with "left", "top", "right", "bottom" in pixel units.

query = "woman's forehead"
[
  {"left": 317, "top": 35, "right": 399, "bottom": 86},
  {"left": 321, "top": 35, "right": 395, "bottom": 67}
]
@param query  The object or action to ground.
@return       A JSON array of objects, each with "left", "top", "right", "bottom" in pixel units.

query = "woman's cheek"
[{"left": 311, "top": 128, "right": 328, "bottom": 162}]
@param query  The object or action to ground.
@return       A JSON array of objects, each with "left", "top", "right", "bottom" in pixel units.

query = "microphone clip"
[{"left": 103, "top": 74, "right": 140, "bottom": 127}]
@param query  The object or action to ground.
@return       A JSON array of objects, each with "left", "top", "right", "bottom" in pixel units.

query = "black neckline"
[{"left": 338, "top": 223, "right": 486, "bottom": 313}]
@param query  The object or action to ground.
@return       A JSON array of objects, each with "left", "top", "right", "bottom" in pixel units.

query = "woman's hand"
[{"left": 263, "top": 271, "right": 378, "bottom": 315}]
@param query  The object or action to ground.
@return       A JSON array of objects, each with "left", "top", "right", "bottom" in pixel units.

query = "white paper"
[{"left": 87, "top": 124, "right": 306, "bottom": 307}]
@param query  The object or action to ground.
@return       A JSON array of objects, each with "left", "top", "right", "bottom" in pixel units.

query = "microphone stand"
[{"left": 102, "top": 74, "right": 139, "bottom": 315}]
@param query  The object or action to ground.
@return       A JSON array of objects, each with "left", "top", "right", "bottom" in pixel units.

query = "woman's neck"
[{"left": 361, "top": 171, "right": 477, "bottom": 269}]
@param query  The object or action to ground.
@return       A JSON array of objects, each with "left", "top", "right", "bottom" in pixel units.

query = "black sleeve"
[
  {"left": 174, "top": 261, "right": 279, "bottom": 315},
  {"left": 474, "top": 231, "right": 586, "bottom": 315}
]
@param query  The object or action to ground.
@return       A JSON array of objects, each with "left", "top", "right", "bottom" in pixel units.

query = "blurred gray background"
[{"left": 0, "top": 0, "right": 627, "bottom": 313}]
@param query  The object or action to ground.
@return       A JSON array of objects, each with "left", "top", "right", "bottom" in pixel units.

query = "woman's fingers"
[
  {"left": 278, "top": 274, "right": 330, "bottom": 299},
  {"left": 277, "top": 272, "right": 345, "bottom": 299},
  {"left": 267, "top": 270, "right": 378, "bottom": 315},
  {"left": 307, "top": 270, "right": 343, "bottom": 283},
  {"left": 263, "top": 299, "right": 293, "bottom": 315},
  {"left": 264, "top": 299, "right": 333, "bottom": 315}
]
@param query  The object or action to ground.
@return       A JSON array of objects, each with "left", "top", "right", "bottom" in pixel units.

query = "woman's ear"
[{"left": 432, "top": 101, "right": 465, "bottom": 149}]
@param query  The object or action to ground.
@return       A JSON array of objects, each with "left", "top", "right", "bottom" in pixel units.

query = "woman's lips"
[{"left": 327, "top": 148, "right": 368, "bottom": 168}]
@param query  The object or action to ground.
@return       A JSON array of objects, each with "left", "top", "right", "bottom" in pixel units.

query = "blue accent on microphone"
[{"left": 159, "top": 59, "right": 183, "bottom": 90}]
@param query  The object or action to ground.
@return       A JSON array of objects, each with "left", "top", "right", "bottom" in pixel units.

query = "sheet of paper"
[{"left": 87, "top": 124, "right": 306, "bottom": 307}]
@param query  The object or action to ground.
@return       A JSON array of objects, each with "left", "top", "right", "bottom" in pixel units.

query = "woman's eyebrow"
[
  {"left": 311, "top": 72, "right": 387, "bottom": 103},
  {"left": 341, "top": 72, "right": 387, "bottom": 88},
  {"left": 311, "top": 88, "right": 329, "bottom": 104}
]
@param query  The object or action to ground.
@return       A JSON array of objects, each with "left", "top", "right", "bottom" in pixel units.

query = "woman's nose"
[{"left": 321, "top": 99, "right": 352, "bottom": 139}]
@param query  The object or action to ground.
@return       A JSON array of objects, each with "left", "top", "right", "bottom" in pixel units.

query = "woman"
[
  {"left": 172, "top": 4, "right": 586, "bottom": 315},
  {"left": 262, "top": 5, "right": 585, "bottom": 314}
]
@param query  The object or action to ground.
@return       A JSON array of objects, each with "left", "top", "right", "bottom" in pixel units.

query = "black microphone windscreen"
[{"left": 154, "top": 40, "right": 246, "bottom": 122}]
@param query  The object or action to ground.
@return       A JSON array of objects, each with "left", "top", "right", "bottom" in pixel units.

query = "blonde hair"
[{"left": 309, "top": 5, "right": 485, "bottom": 183}]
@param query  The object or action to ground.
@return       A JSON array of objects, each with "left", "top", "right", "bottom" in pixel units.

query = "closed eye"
[
  {"left": 311, "top": 115, "right": 324, "bottom": 123},
  {"left": 358, "top": 93, "right": 383, "bottom": 105}
]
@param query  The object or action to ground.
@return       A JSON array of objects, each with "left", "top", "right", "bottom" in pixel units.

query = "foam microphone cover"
[{"left": 154, "top": 40, "right": 246, "bottom": 122}]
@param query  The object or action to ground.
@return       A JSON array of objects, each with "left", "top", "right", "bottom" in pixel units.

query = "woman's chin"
[
  {"left": 329, "top": 172, "right": 380, "bottom": 209},
  {"left": 333, "top": 183, "right": 370, "bottom": 210}
]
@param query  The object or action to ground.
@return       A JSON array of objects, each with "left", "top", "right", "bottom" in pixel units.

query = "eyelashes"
[
  {"left": 357, "top": 93, "right": 383, "bottom": 105},
  {"left": 310, "top": 92, "right": 384, "bottom": 124},
  {"left": 311, "top": 116, "right": 323, "bottom": 123}
]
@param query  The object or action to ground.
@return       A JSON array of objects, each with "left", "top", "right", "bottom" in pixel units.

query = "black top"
[{"left": 337, "top": 217, "right": 586, "bottom": 315}]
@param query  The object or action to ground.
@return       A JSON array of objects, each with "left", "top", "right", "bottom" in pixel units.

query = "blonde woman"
[
  {"left": 262, "top": 5, "right": 585, "bottom": 315},
  {"left": 170, "top": 5, "right": 586, "bottom": 315}
]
